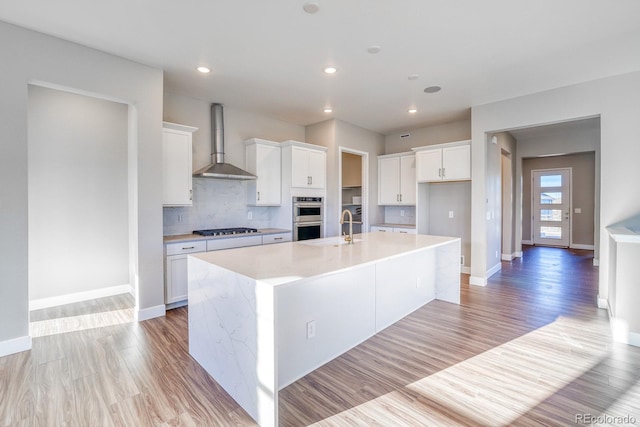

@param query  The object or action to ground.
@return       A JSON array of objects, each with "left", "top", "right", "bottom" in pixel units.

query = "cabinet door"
[
  {"left": 256, "top": 144, "right": 281, "bottom": 205},
  {"left": 162, "top": 129, "right": 192, "bottom": 206},
  {"left": 291, "top": 146, "right": 310, "bottom": 187},
  {"left": 378, "top": 157, "right": 400, "bottom": 205},
  {"left": 416, "top": 149, "right": 442, "bottom": 182},
  {"left": 442, "top": 144, "right": 471, "bottom": 181},
  {"left": 399, "top": 155, "right": 416, "bottom": 205},
  {"left": 166, "top": 254, "right": 188, "bottom": 304},
  {"left": 307, "top": 149, "right": 326, "bottom": 189}
]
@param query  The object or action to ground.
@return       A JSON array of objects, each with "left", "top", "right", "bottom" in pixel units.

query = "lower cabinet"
[
  {"left": 164, "top": 232, "right": 292, "bottom": 307},
  {"left": 370, "top": 225, "right": 417, "bottom": 234}
]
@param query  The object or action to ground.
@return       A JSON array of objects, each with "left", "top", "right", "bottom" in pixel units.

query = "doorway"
[
  {"left": 338, "top": 148, "right": 368, "bottom": 235},
  {"left": 532, "top": 168, "right": 572, "bottom": 247},
  {"left": 27, "top": 85, "right": 133, "bottom": 333}
]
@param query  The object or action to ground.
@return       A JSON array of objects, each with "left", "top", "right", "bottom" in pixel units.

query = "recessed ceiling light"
[
  {"left": 367, "top": 45, "right": 381, "bottom": 54},
  {"left": 408, "top": 74, "right": 419, "bottom": 81},
  {"left": 196, "top": 66, "right": 211, "bottom": 74},
  {"left": 424, "top": 86, "right": 441, "bottom": 93},
  {"left": 323, "top": 107, "right": 333, "bottom": 113},
  {"left": 408, "top": 108, "right": 418, "bottom": 114},
  {"left": 303, "top": 1, "right": 320, "bottom": 14},
  {"left": 324, "top": 66, "right": 337, "bottom": 74}
]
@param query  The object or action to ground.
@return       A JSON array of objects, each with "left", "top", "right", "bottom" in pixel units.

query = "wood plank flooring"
[{"left": 1, "top": 245, "right": 639, "bottom": 426}]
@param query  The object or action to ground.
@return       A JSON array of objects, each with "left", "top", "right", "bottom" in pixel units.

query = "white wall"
[
  {"left": 470, "top": 71, "right": 640, "bottom": 309},
  {"left": 306, "top": 119, "right": 385, "bottom": 236},
  {"left": 0, "top": 21, "right": 163, "bottom": 354},
  {"left": 384, "top": 119, "right": 471, "bottom": 154},
  {"left": 28, "top": 85, "right": 129, "bottom": 301},
  {"left": 162, "top": 92, "right": 305, "bottom": 235}
]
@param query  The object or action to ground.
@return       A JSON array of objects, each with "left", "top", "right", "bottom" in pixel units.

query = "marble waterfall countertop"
[{"left": 190, "top": 231, "right": 458, "bottom": 286}]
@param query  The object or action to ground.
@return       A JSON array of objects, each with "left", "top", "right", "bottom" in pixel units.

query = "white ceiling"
[{"left": 1, "top": 0, "right": 640, "bottom": 134}]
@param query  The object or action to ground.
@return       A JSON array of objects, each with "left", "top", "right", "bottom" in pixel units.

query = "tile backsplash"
[
  {"left": 163, "top": 178, "right": 274, "bottom": 235},
  {"left": 384, "top": 206, "right": 416, "bottom": 225}
]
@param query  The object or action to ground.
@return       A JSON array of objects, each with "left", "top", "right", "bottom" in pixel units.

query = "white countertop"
[
  {"left": 371, "top": 223, "right": 416, "bottom": 229},
  {"left": 164, "top": 228, "right": 290, "bottom": 244},
  {"left": 191, "top": 232, "right": 458, "bottom": 286}
]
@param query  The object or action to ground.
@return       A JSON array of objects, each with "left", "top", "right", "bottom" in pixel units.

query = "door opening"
[{"left": 339, "top": 148, "right": 368, "bottom": 236}]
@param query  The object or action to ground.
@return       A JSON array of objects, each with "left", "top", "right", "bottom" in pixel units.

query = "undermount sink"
[{"left": 300, "top": 237, "right": 363, "bottom": 246}]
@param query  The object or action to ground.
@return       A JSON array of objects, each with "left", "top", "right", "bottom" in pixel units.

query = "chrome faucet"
[{"left": 340, "top": 209, "right": 354, "bottom": 244}]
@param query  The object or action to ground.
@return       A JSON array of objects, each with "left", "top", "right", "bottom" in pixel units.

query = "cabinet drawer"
[
  {"left": 206, "top": 235, "right": 263, "bottom": 251},
  {"left": 262, "top": 232, "right": 292, "bottom": 245},
  {"left": 371, "top": 226, "right": 392, "bottom": 232},
  {"left": 166, "top": 240, "right": 207, "bottom": 255}
]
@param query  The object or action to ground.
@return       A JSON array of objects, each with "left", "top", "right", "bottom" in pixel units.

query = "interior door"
[{"left": 532, "top": 169, "right": 571, "bottom": 247}]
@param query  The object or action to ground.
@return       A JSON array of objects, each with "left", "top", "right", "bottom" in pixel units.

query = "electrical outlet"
[
  {"left": 400, "top": 210, "right": 405, "bottom": 217},
  {"left": 306, "top": 320, "right": 316, "bottom": 339},
  {"left": 496, "top": 251, "right": 499, "bottom": 258},
  {"left": 449, "top": 211, "right": 454, "bottom": 219},
  {"left": 247, "top": 211, "right": 253, "bottom": 220},
  {"left": 178, "top": 214, "right": 183, "bottom": 223}
]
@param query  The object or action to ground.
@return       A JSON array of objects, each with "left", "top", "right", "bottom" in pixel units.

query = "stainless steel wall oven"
[{"left": 292, "top": 196, "right": 324, "bottom": 241}]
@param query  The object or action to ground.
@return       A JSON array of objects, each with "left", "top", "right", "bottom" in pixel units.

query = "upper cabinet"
[
  {"left": 283, "top": 141, "right": 327, "bottom": 190},
  {"left": 378, "top": 153, "right": 416, "bottom": 206},
  {"left": 413, "top": 140, "right": 471, "bottom": 183},
  {"left": 245, "top": 138, "right": 282, "bottom": 206},
  {"left": 162, "top": 122, "right": 198, "bottom": 206}
]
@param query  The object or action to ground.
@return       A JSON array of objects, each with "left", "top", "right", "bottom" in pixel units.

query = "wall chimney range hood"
[{"left": 193, "top": 103, "right": 256, "bottom": 180}]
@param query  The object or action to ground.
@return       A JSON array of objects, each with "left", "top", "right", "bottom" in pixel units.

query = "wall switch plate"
[
  {"left": 306, "top": 320, "right": 316, "bottom": 339},
  {"left": 574, "top": 208, "right": 581, "bottom": 214},
  {"left": 400, "top": 210, "right": 405, "bottom": 217},
  {"left": 178, "top": 214, "right": 183, "bottom": 223},
  {"left": 247, "top": 211, "right": 253, "bottom": 220},
  {"left": 449, "top": 211, "right": 454, "bottom": 219}
]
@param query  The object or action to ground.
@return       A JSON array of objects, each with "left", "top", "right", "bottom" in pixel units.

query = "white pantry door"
[{"left": 532, "top": 169, "right": 571, "bottom": 247}]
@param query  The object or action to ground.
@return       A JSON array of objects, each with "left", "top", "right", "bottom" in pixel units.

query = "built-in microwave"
[{"left": 293, "top": 196, "right": 323, "bottom": 222}]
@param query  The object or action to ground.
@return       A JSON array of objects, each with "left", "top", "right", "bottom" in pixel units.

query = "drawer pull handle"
[
  {"left": 182, "top": 246, "right": 195, "bottom": 250},
  {"left": 274, "top": 237, "right": 283, "bottom": 240}
]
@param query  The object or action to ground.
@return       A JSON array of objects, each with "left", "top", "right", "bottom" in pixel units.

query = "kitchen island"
[{"left": 188, "top": 232, "right": 461, "bottom": 426}]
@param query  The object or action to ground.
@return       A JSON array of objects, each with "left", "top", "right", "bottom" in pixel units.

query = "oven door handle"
[
  {"left": 294, "top": 203, "right": 322, "bottom": 208},
  {"left": 294, "top": 221, "right": 323, "bottom": 226}
]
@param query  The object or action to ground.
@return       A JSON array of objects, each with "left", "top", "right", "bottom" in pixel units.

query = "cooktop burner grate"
[{"left": 193, "top": 227, "right": 259, "bottom": 237}]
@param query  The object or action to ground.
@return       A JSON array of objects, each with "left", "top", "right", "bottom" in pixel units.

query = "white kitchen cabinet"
[
  {"left": 286, "top": 142, "right": 327, "bottom": 190},
  {"left": 165, "top": 240, "right": 207, "bottom": 305},
  {"left": 162, "top": 122, "right": 198, "bottom": 206},
  {"left": 414, "top": 140, "right": 471, "bottom": 182},
  {"left": 378, "top": 153, "right": 416, "bottom": 205},
  {"left": 370, "top": 225, "right": 417, "bottom": 234},
  {"left": 245, "top": 138, "right": 281, "bottom": 206}
]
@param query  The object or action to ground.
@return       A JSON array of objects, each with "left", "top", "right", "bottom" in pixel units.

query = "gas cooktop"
[{"left": 193, "top": 227, "right": 259, "bottom": 237}]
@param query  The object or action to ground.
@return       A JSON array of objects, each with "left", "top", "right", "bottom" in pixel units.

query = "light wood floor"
[{"left": 2, "top": 246, "right": 639, "bottom": 426}]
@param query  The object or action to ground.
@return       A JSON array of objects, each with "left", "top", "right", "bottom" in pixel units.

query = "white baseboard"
[
  {"left": 570, "top": 243, "right": 595, "bottom": 250},
  {"left": 501, "top": 253, "right": 513, "bottom": 261},
  {"left": 136, "top": 304, "right": 166, "bottom": 322},
  {"left": 597, "top": 295, "right": 608, "bottom": 309},
  {"left": 593, "top": 258, "right": 600, "bottom": 266},
  {"left": 486, "top": 262, "right": 502, "bottom": 278},
  {"left": 0, "top": 335, "right": 32, "bottom": 358},
  {"left": 522, "top": 240, "right": 533, "bottom": 245},
  {"left": 469, "top": 276, "right": 487, "bottom": 286},
  {"left": 460, "top": 266, "right": 470, "bottom": 274},
  {"left": 30, "top": 284, "right": 133, "bottom": 311},
  {"left": 514, "top": 251, "right": 523, "bottom": 258}
]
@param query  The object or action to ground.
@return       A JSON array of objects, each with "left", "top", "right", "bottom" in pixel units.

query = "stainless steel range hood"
[{"left": 193, "top": 103, "right": 256, "bottom": 180}]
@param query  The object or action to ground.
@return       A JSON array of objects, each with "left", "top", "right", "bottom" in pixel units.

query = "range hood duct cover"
[{"left": 193, "top": 103, "right": 256, "bottom": 180}]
